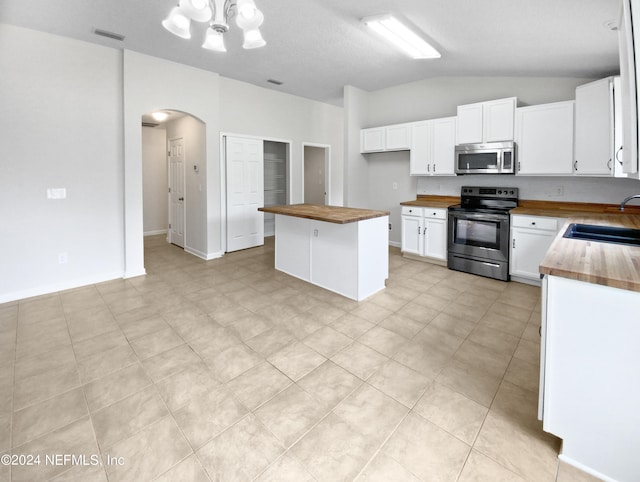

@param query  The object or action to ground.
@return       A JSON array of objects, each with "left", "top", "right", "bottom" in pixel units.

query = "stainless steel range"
[{"left": 447, "top": 186, "right": 518, "bottom": 281}]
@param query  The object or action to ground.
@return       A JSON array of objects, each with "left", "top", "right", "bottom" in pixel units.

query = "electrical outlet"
[
  {"left": 392, "top": 182, "right": 398, "bottom": 190},
  {"left": 554, "top": 185, "right": 564, "bottom": 197},
  {"left": 58, "top": 252, "right": 68, "bottom": 264}
]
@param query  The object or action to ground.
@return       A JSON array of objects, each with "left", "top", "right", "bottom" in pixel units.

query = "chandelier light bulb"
[
  {"left": 162, "top": 7, "right": 192, "bottom": 39},
  {"left": 236, "top": 0, "right": 258, "bottom": 20},
  {"left": 243, "top": 28, "right": 266, "bottom": 49},
  {"left": 162, "top": 0, "right": 265, "bottom": 50},
  {"left": 202, "top": 27, "right": 227, "bottom": 52},
  {"left": 179, "top": 0, "right": 212, "bottom": 22},
  {"left": 236, "top": 8, "right": 263, "bottom": 31}
]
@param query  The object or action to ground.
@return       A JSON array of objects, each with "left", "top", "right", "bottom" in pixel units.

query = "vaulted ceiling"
[{"left": 0, "top": 0, "right": 621, "bottom": 105}]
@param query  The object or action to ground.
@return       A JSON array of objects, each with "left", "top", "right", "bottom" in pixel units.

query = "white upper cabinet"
[
  {"left": 410, "top": 117, "right": 456, "bottom": 176},
  {"left": 431, "top": 117, "right": 457, "bottom": 176},
  {"left": 613, "top": 77, "right": 627, "bottom": 178},
  {"left": 386, "top": 123, "right": 413, "bottom": 150},
  {"left": 619, "top": 0, "right": 639, "bottom": 177},
  {"left": 360, "top": 123, "right": 412, "bottom": 153},
  {"left": 515, "top": 101, "right": 575, "bottom": 176},
  {"left": 410, "top": 122, "right": 431, "bottom": 175},
  {"left": 574, "top": 77, "right": 615, "bottom": 176},
  {"left": 456, "top": 103, "right": 484, "bottom": 144},
  {"left": 484, "top": 98, "right": 517, "bottom": 142},
  {"left": 360, "top": 127, "right": 386, "bottom": 153},
  {"left": 456, "top": 97, "right": 516, "bottom": 144}
]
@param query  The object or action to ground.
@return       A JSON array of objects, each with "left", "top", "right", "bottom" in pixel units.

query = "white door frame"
[
  {"left": 220, "top": 132, "right": 292, "bottom": 253},
  {"left": 302, "top": 142, "right": 331, "bottom": 205},
  {"left": 167, "top": 136, "right": 186, "bottom": 248}
]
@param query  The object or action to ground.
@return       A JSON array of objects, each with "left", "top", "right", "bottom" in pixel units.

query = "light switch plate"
[{"left": 47, "top": 188, "right": 67, "bottom": 199}]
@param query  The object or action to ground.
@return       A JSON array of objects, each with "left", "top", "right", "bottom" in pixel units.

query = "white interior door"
[
  {"left": 168, "top": 137, "right": 185, "bottom": 247},
  {"left": 226, "top": 136, "right": 264, "bottom": 252}
]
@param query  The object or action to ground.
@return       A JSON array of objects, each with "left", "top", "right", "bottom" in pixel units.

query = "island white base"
[{"left": 274, "top": 214, "right": 389, "bottom": 301}]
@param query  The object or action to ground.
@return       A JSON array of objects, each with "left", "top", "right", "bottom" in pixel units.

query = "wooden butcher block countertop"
[
  {"left": 512, "top": 199, "right": 640, "bottom": 217},
  {"left": 400, "top": 195, "right": 460, "bottom": 209},
  {"left": 259, "top": 204, "right": 389, "bottom": 224},
  {"left": 524, "top": 201, "right": 640, "bottom": 292}
]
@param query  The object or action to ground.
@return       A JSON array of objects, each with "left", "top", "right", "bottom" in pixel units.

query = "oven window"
[
  {"left": 457, "top": 152, "right": 499, "bottom": 170},
  {"left": 454, "top": 218, "right": 500, "bottom": 249}
]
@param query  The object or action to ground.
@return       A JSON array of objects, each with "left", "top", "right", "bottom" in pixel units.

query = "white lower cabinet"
[
  {"left": 401, "top": 206, "right": 447, "bottom": 262},
  {"left": 274, "top": 214, "right": 389, "bottom": 301},
  {"left": 401, "top": 208, "right": 423, "bottom": 256},
  {"left": 510, "top": 215, "right": 563, "bottom": 283},
  {"left": 541, "top": 275, "right": 640, "bottom": 482}
]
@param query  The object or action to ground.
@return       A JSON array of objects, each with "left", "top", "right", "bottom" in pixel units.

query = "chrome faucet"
[{"left": 619, "top": 194, "right": 640, "bottom": 211}]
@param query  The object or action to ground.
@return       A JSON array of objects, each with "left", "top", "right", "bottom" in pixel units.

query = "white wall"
[
  {"left": 123, "top": 51, "right": 221, "bottom": 265},
  {"left": 0, "top": 24, "right": 124, "bottom": 302},
  {"left": 165, "top": 115, "right": 207, "bottom": 255},
  {"left": 142, "top": 127, "right": 168, "bottom": 235},
  {"left": 416, "top": 176, "right": 640, "bottom": 204},
  {"left": 364, "top": 76, "right": 596, "bottom": 126},
  {"left": 343, "top": 85, "right": 369, "bottom": 208},
  {"left": 0, "top": 24, "right": 347, "bottom": 302},
  {"left": 219, "top": 77, "right": 344, "bottom": 207}
]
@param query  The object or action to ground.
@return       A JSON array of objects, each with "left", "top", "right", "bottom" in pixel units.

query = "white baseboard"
[
  {"left": 0, "top": 270, "right": 125, "bottom": 304},
  {"left": 123, "top": 268, "right": 146, "bottom": 279},
  {"left": 558, "top": 455, "right": 616, "bottom": 482},
  {"left": 389, "top": 241, "right": 401, "bottom": 248},
  {"left": 144, "top": 229, "right": 168, "bottom": 236},
  {"left": 184, "top": 246, "right": 225, "bottom": 261}
]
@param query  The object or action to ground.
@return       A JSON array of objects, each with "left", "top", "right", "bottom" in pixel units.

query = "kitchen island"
[{"left": 258, "top": 204, "right": 389, "bottom": 301}]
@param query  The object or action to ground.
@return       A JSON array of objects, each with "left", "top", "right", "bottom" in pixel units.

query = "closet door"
[{"left": 226, "top": 136, "right": 264, "bottom": 252}]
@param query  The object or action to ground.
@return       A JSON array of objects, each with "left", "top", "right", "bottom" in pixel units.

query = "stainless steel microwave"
[{"left": 455, "top": 141, "right": 515, "bottom": 174}]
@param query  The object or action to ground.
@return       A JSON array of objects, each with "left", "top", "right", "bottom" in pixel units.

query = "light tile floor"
[{"left": 0, "top": 235, "right": 600, "bottom": 482}]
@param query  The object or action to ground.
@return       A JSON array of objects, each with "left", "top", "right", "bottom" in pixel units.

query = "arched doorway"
[{"left": 141, "top": 110, "right": 206, "bottom": 256}]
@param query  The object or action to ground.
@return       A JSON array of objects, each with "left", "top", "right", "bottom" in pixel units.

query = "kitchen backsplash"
[{"left": 417, "top": 175, "right": 640, "bottom": 204}]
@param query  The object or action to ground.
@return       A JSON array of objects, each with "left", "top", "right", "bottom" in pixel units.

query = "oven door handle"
[{"left": 450, "top": 212, "right": 508, "bottom": 222}]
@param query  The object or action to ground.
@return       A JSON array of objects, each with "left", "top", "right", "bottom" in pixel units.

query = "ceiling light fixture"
[
  {"left": 362, "top": 14, "right": 440, "bottom": 59},
  {"left": 151, "top": 111, "right": 170, "bottom": 122},
  {"left": 162, "top": 0, "right": 265, "bottom": 52}
]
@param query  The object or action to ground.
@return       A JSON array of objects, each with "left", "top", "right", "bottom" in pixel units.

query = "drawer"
[
  {"left": 511, "top": 215, "right": 558, "bottom": 231},
  {"left": 402, "top": 206, "right": 424, "bottom": 216},
  {"left": 423, "top": 208, "right": 447, "bottom": 220}
]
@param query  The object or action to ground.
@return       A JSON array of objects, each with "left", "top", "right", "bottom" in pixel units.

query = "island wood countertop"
[
  {"left": 539, "top": 212, "right": 640, "bottom": 292},
  {"left": 259, "top": 204, "right": 389, "bottom": 224}
]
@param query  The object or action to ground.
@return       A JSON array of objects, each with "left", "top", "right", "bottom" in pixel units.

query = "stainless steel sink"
[{"left": 563, "top": 223, "right": 640, "bottom": 246}]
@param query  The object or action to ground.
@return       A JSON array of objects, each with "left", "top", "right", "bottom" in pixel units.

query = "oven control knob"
[
  {"left": 498, "top": 190, "right": 502, "bottom": 194},
  {"left": 510, "top": 190, "right": 514, "bottom": 194}
]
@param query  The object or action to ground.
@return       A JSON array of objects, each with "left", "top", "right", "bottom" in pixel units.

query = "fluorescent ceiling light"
[{"left": 363, "top": 14, "right": 440, "bottom": 59}]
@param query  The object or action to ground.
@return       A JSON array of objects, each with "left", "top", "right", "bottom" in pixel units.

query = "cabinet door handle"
[
  {"left": 433, "top": 164, "right": 436, "bottom": 172},
  {"left": 418, "top": 226, "right": 421, "bottom": 234},
  {"left": 574, "top": 160, "right": 578, "bottom": 171},
  {"left": 607, "top": 158, "right": 612, "bottom": 171},
  {"left": 427, "top": 164, "right": 430, "bottom": 172},
  {"left": 616, "top": 146, "right": 623, "bottom": 164},
  {"left": 512, "top": 239, "right": 516, "bottom": 249}
]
